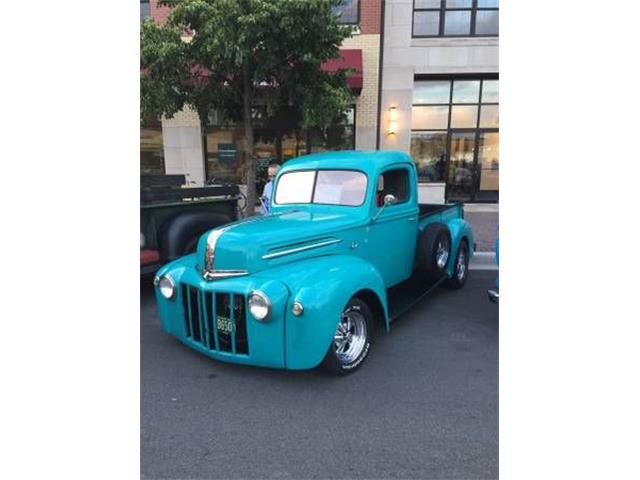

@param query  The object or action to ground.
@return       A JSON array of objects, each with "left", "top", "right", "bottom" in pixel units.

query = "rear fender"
[
  {"left": 257, "top": 255, "right": 388, "bottom": 370},
  {"left": 444, "top": 218, "right": 474, "bottom": 276}
]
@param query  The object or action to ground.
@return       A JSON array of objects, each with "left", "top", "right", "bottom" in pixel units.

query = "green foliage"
[{"left": 140, "top": 0, "right": 354, "bottom": 210}]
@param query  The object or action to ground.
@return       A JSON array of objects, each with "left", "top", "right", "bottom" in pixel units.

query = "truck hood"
[{"left": 196, "top": 209, "right": 362, "bottom": 276}]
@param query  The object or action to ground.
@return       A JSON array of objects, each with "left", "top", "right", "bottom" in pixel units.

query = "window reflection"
[
  {"left": 410, "top": 132, "right": 448, "bottom": 182},
  {"left": 448, "top": 132, "right": 476, "bottom": 198},
  {"left": 205, "top": 107, "right": 355, "bottom": 190},
  {"left": 479, "top": 105, "right": 499, "bottom": 128},
  {"left": 444, "top": 10, "right": 471, "bottom": 35},
  {"left": 452, "top": 80, "right": 480, "bottom": 103},
  {"left": 415, "top": 0, "right": 441, "bottom": 7},
  {"left": 332, "top": 0, "right": 359, "bottom": 25},
  {"left": 450, "top": 105, "right": 478, "bottom": 128},
  {"left": 412, "top": 106, "right": 450, "bottom": 129},
  {"left": 410, "top": 77, "right": 498, "bottom": 200},
  {"left": 479, "top": 132, "right": 499, "bottom": 190},
  {"left": 413, "top": 0, "right": 498, "bottom": 37},
  {"left": 482, "top": 80, "right": 499, "bottom": 103},
  {"left": 413, "top": 81, "right": 451, "bottom": 104},
  {"left": 140, "top": 117, "right": 164, "bottom": 175},
  {"left": 475, "top": 10, "right": 499, "bottom": 35},
  {"left": 413, "top": 11, "right": 440, "bottom": 36},
  {"left": 447, "top": 0, "right": 472, "bottom": 8}
]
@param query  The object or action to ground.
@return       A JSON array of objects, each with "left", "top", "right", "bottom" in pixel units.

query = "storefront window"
[
  {"left": 205, "top": 125, "right": 245, "bottom": 184},
  {"left": 309, "top": 107, "right": 355, "bottom": 153},
  {"left": 410, "top": 132, "right": 447, "bottom": 182},
  {"left": 140, "top": 116, "right": 164, "bottom": 175},
  {"left": 205, "top": 106, "right": 355, "bottom": 190},
  {"left": 410, "top": 77, "right": 498, "bottom": 201},
  {"left": 478, "top": 132, "right": 499, "bottom": 191}
]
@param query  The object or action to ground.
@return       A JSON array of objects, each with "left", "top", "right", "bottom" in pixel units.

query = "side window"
[{"left": 376, "top": 168, "right": 410, "bottom": 207}]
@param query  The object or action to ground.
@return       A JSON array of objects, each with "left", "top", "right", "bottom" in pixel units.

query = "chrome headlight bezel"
[
  {"left": 248, "top": 290, "right": 272, "bottom": 321},
  {"left": 155, "top": 274, "right": 176, "bottom": 300}
]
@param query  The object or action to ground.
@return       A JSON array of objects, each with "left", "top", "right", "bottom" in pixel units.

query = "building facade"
[
  {"left": 378, "top": 0, "right": 499, "bottom": 202},
  {"left": 141, "top": 0, "right": 498, "bottom": 202}
]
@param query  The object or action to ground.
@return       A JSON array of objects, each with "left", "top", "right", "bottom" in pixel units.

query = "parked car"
[
  {"left": 140, "top": 175, "right": 240, "bottom": 276},
  {"left": 153, "top": 151, "right": 474, "bottom": 375}
]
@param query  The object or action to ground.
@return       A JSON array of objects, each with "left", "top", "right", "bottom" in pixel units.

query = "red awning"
[
  {"left": 142, "top": 48, "right": 364, "bottom": 94},
  {"left": 321, "top": 49, "right": 363, "bottom": 95}
]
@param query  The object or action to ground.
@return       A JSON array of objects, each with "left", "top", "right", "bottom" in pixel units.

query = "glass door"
[
  {"left": 477, "top": 131, "right": 499, "bottom": 201},
  {"left": 447, "top": 131, "right": 477, "bottom": 201}
]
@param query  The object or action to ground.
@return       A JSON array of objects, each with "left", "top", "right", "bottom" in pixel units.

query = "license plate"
[{"left": 216, "top": 316, "right": 234, "bottom": 334}]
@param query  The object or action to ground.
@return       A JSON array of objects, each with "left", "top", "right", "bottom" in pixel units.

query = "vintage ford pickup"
[{"left": 154, "top": 151, "right": 474, "bottom": 374}]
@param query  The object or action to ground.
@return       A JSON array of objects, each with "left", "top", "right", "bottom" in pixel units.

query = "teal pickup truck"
[{"left": 154, "top": 151, "right": 474, "bottom": 375}]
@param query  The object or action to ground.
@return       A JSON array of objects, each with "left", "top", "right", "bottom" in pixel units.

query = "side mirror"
[
  {"left": 372, "top": 194, "right": 398, "bottom": 223},
  {"left": 383, "top": 194, "right": 397, "bottom": 206}
]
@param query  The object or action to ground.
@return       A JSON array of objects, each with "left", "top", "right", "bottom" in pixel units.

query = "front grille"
[{"left": 180, "top": 284, "right": 249, "bottom": 355}]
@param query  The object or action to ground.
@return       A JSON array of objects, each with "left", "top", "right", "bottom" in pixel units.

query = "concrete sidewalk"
[{"left": 464, "top": 203, "right": 498, "bottom": 253}]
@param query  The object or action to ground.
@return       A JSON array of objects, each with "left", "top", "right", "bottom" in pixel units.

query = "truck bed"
[
  {"left": 386, "top": 202, "right": 465, "bottom": 321},
  {"left": 418, "top": 202, "right": 464, "bottom": 220}
]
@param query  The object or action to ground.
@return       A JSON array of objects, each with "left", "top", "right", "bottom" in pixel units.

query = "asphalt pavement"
[{"left": 141, "top": 271, "right": 498, "bottom": 479}]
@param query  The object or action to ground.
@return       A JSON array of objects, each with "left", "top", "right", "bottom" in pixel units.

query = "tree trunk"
[
  {"left": 275, "top": 134, "right": 283, "bottom": 163},
  {"left": 242, "top": 67, "right": 256, "bottom": 217}
]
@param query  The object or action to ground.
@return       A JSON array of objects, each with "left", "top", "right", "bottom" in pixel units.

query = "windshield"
[{"left": 274, "top": 170, "right": 368, "bottom": 206}]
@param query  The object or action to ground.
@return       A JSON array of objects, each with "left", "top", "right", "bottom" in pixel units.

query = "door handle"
[{"left": 408, "top": 217, "right": 417, "bottom": 221}]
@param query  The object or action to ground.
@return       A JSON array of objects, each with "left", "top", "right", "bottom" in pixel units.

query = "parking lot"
[{"left": 141, "top": 270, "right": 498, "bottom": 479}]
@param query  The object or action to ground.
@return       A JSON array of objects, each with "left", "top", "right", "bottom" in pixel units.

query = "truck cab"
[{"left": 154, "top": 151, "right": 474, "bottom": 375}]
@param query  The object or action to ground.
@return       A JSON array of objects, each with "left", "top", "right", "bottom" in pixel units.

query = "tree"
[{"left": 141, "top": 0, "right": 353, "bottom": 215}]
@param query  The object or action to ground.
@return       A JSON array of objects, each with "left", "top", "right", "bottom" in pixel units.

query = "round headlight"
[
  {"left": 248, "top": 291, "right": 271, "bottom": 321},
  {"left": 157, "top": 275, "right": 176, "bottom": 299}
]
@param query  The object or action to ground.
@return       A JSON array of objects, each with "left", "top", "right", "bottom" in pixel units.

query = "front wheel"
[
  {"left": 321, "top": 298, "right": 373, "bottom": 375},
  {"left": 446, "top": 240, "right": 469, "bottom": 289}
]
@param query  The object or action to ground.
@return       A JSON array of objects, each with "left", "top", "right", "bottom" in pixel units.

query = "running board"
[{"left": 387, "top": 273, "right": 447, "bottom": 322}]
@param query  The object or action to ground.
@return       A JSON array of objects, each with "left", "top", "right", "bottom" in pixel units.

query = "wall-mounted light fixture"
[{"left": 388, "top": 106, "right": 398, "bottom": 135}]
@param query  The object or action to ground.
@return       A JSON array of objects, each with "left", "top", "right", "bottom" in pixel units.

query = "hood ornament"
[{"left": 204, "top": 229, "right": 226, "bottom": 275}]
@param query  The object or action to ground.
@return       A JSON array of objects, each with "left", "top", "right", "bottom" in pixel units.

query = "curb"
[
  {"left": 470, "top": 252, "right": 498, "bottom": 271},
  {"left": 464, "top": 203, "right": 499, "bottom": 213}
]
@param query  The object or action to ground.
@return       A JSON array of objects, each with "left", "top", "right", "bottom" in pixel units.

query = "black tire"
[
  {"left": 157, "top": 211, "right": 231, "bottom": 262},
  {"left": 416, "top": 223, "right": 452, "bottom": 282},
  {"left": 446, "top": 240, "right": 469, "bottom": 289},
  {"left": 321, "top": 297, "right": 373, "bottom": 376},
  {"left": 181, "top": 236, "right": 201, "bottom": 255}
]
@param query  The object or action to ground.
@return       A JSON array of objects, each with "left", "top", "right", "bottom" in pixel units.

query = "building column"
[
  {"left": 342, "top": 34, "right": 381, "bottom": 150},
  {"left": 378, "top": 66, "right": 414, "bottom": 152}
]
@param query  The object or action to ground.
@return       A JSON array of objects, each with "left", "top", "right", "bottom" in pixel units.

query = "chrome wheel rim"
[
  {"left": 436, "top": 239, "right": 450, "bottom": 269},
  {"left": 334, "top": 309, "right": 367, "bottom": 364},
  {"left": 456, "top": 248, "right": 467, "bottom": 281}
]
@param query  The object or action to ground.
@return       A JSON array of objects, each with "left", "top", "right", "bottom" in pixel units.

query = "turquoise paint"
[
  {"left": 255, "top": 255, "right": 388, "bottom": 369},
  {"left": 154, "top": 150, "right": 474, "bottom": 370}
]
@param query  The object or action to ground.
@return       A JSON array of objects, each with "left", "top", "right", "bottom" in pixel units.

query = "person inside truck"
[{"left": 260, "top": 163, "right": 280, "bottom": 215}]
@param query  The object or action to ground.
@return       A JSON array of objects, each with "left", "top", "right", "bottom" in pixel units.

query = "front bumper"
[{"left": 154, "top": 257, "right": 290, "bottom": 369}]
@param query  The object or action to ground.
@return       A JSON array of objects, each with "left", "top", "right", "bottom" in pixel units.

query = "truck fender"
[
  {"left": 158, "top": 211, "right": 231, "bottom": 262},
  {"left": 260, "top": 255, "right": 388, "bottom": 370},
  {"left": 444, "top": 218, "right": 474, "bottom": 276}
]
